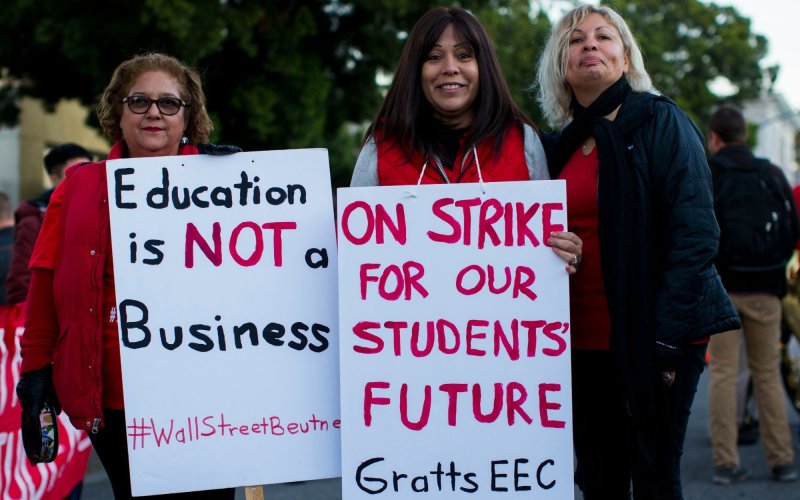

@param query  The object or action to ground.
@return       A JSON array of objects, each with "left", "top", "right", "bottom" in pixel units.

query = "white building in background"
[{"left": 743, "top": 93, "right": 800, "bottom": 183}]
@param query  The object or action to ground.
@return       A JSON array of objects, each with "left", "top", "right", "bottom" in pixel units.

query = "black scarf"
[
  {"left": 548, "top": 77, "right": 631, "bottom": 178},
  {"left": 552, "top": 78, "right": 659, "bottom": 464}
]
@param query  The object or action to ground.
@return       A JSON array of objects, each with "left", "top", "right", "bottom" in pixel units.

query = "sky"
[{"left": 723, "top": 0, "right": 799, "bottom": 110}]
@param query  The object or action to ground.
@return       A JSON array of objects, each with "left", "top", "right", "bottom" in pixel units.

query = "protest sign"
[
  {"left": 338, "top": 180, "right": 573, "bottom": 498},
  {"left": 106, "top": 149, "right": 340, "bottom": 496}
]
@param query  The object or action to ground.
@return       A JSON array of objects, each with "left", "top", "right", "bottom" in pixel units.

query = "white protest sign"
[
  {"left": 338, "top": 180, "right": 573, "bottom": 498},
  {"left": 106, "top": 149, "right": 340, "bottom": 496}
]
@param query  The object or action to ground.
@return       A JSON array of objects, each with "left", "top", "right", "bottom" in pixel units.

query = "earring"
[{"left": 180, "top": 134, "right": 189, "bottom": 145}]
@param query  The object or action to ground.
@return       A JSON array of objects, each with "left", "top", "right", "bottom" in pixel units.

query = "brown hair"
[
  {"left": 708, "top": 105, "right": 747, "bottom": 144},
  {"left": 97, "top": 52, "right": 213, "bottom": 145},
  {"left": 365, "top": 7, "right": 532, "bottom": 158}
]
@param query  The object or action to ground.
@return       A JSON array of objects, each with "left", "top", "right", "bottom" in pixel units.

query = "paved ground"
[
  {"left": 81, "top": 371, "right": 800, "bottom": 499},
  {"left": 678, "top": 371, "right": 799, "bottom": 499}
]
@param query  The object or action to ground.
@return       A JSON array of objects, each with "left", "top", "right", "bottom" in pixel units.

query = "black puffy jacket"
[
  {"left": 546, "top": 92, "right": 739, "bottom": 351},
  {"left": 545, "top": 92, "right": 740, "bottom": 434},
  {"left": 613, "top": 93, "right": 740, "bottom": 349}
]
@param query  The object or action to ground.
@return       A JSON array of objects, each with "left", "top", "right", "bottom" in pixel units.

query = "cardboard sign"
[
  {"left": 338, "top": 180, "right": 574, "bottom": 499},
  {"left": 106, "top": 149, "right": 340, "bottom": 496}
]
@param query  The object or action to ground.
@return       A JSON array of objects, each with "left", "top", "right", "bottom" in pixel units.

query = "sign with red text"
[
  {"left": 338, "top": 180, "right": 573, "bottom": 499},
  {"left": 106, "top": 149, "right": 340, "bottom": 496}
]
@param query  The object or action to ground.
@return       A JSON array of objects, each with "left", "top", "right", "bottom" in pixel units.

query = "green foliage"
[
  {"left": 605, "top": 0, "right": 771, "bottom": 126},
  {"left": 746, "top": 122, "right": 760, "bottom": 149},
  {"left": 472, "top": 0, "right": 552, "bottom": 128},
  {"left": 0, "top": 0, "right": 775, "bottom": 183}
]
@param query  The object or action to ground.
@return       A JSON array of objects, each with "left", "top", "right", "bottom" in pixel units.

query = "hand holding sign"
[
  {"left": 107, "top": 149, "right": 340, "bottom": 496},
  {"left": 338, "top": 180, "right": 574, "bottom": 499}
]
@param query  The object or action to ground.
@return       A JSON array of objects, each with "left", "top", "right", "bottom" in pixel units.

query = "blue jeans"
[{"left": 572, "top": 344, "right": 707, "bottom": 500}]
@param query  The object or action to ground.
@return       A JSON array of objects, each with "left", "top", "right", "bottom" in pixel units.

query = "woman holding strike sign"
[
  {"left": 16, "top": 52, "right": 236, "bottom": 499},
  {"left": 350, "top": 6, "right": 583, "bottom": 272}
]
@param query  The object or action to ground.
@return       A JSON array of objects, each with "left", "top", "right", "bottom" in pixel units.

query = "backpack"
[{"left": 712, "top": 155, "right": 796, "bottom": 273}]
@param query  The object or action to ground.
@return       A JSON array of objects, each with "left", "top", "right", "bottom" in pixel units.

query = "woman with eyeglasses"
[{"left": 16, "top": 52, "right": 235, "bottom": 499}]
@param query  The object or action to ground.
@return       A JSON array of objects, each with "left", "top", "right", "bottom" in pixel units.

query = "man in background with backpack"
[{"left": 707, "top": 105, "right": 799, "bottom": 485}]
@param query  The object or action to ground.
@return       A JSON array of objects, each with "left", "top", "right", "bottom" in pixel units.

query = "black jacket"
[
  {"left": 710, "top": 144, "right": 799, "bottom": 296},
  {"left": 611, "top": 94, "right": 740, "bottom": 351},
  {"left": 568, "top": 90, "right": 740, "bottom": 459},
  {"left": 546, "top": 93, "right": 739, "bottom": 354},
  {"left": 545, "top": 92, "right": 740, "bottom": 456}
]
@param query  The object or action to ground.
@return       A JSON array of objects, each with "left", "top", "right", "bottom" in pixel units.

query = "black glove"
[
  {"left": 17, "top": 365, "right": 61, "bottom": 463},
  {"left": 17, "top": 365, "right": 61, "bottom": 418},
  {"left": 196, "top": 143, "right": 242, "bottom": 155}
]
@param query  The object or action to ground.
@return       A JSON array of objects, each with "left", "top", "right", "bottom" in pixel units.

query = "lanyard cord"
[
  {"left": 416, "top": 145, "right": 485, "bottom": 193},
  {"left": 472, "top": 145, "right": 485, "bottom": 193}
]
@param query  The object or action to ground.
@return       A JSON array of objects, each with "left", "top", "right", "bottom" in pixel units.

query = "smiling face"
[
  {"left": 119, "top": 70, "right": 187, "bottom": 158},
  {"left": 421, "top": 24, "right": 479, "bottom": 129},
  {"left": 565, "top": 13, "right": 629, "bottom": 105}
]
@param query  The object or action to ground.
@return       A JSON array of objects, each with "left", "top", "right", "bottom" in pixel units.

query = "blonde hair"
[
  {"left": 536, "top": 4, "right": 656, "bottom": 128},
  {"left": 97, "top": 52, "right": 213, "bottom": 145}
]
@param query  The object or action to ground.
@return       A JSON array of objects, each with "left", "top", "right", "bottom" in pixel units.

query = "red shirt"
[{"left": 559, "top": 147, "right": 612, "bottom": 350}]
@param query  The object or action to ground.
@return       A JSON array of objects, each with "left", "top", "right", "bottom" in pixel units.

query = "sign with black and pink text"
[
  {"left": 106, "top": 149, "right": 340, "bottom": 496},
  {"left": 337, "top": 180, "right": 574, "bottom": 499}
]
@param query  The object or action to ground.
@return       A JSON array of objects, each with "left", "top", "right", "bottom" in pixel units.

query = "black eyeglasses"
[{"left": 122, "top": 95, "right": 188, "bottom": 116}]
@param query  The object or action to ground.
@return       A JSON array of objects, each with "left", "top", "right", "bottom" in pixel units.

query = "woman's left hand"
[{"left": 548, "top": 231, "right": 583, "bottom": 276}]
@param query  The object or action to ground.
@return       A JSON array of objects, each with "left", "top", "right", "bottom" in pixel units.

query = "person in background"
[
  {"left": 5, "top": 143, "right": 92, "bottom": 305},
  {"left": 535, "top": 4, "right": 739, "bottom": 498},
  {"left": 351, "top": 6, "right": 583, "bottom": 272},
  {"left": 16, "top": 52, "right": 235, "bottom": 500},
  {"left": 706, "top": 105, "right": 798, "bottom": 484},
  {"left": 0, "top": 192, "right": 13, "bottom": 305}
]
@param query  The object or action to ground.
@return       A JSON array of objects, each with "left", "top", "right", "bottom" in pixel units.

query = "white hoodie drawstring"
[
  {"left": 417, "top": 146, "right": 484, "bottom": 194},
  {"left": 472, "top": 145, "right": 486, "bottom": 194},
  {"left": 416, "top": 160, "right": 428, "bottom": 185}
]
